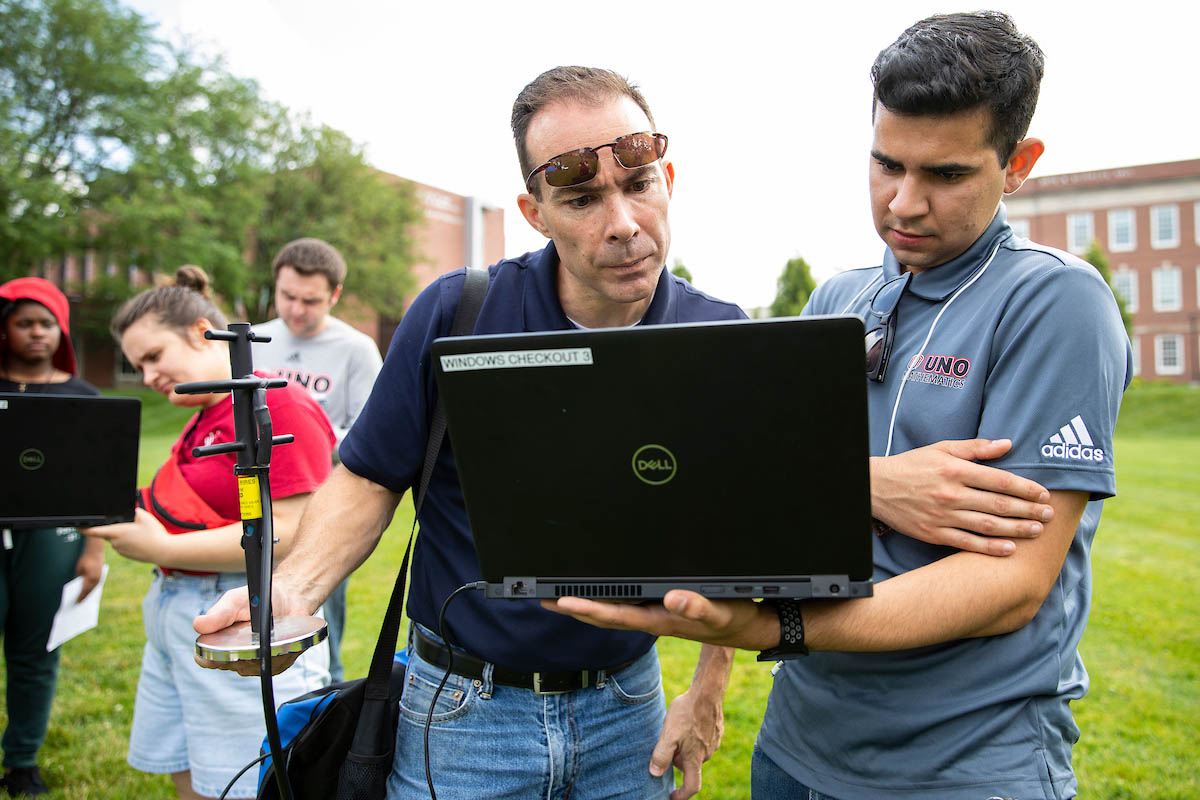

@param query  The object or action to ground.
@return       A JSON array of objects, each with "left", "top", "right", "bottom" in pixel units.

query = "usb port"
[
  {"left": 762, "top": 585, "right": 781, "bottom": 594},
  {"left": 734, "top": 585, "right": 753, "bottom": 594}
]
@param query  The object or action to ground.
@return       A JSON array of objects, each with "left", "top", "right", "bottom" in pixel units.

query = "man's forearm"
[
  {"left": 805, "top": 489, "right": 1088, "bottom": 652},
  {"left": 691, "top": 644, "right": 734, "bottom": 694},
  {"left": 276, "top": 464, "right": 400, "bottom": 614}
]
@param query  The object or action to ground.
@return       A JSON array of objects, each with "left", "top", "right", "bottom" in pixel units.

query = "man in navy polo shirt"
[
  {"left": 198, "top": 66, "right": 744, "bottom": 799},
  {"left": 551, "top": 13, "right": 1130, "bottom": 800}
]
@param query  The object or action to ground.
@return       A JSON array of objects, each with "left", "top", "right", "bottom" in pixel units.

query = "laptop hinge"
[
  {"left": 810, "top": 575, "right": 851, "bottom": 597},
  {"left": 502, "top": 577, "right": 537, "bottom": 598}
]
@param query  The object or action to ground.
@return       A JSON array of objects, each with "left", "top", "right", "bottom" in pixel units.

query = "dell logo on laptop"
[
  {"left": 19, "top": 448, "right": 45, "bottom": 471},
  {"left": 632, "top": 444, "right": 676, "bottom": 485}
]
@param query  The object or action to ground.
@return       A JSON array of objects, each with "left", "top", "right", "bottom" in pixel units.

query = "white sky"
[{"left": 124, "top": 0, "right": 1199, "bottom": 310}]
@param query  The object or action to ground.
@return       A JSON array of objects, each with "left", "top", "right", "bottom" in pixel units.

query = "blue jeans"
[
  {"left": 752, "top": 745, "right": 841, "bottom": 800},
  {"left": 324, "top": 577, "right": 349, "bottom": 682},
  {"left": 387, "top": 626, "right": 672, "bottom": 800}
]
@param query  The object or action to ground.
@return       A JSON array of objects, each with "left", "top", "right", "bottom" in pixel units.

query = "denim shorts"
[
  {"left": 387, "top": 624, "right": 672, "bottom": 800},
  {"left": 127, "top": 569, "right": 330, "bottom": 798}
]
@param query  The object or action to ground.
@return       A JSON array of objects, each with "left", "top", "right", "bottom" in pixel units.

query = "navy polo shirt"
[
  {"left": 340, "top": 242, "right": 745, "bottom": 671},
  {"left": 758, "top": 207, "right": 1131, "bottom": 799}
]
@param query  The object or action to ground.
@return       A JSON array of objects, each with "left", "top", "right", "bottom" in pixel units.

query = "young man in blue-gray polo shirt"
[{"left": 551, "top": 12, "right": 1130, "bottom": 800}]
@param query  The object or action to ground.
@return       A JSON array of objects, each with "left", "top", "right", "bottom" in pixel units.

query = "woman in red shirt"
[{"left": 88, "top": 266, "right": 335, "bottom": 800}]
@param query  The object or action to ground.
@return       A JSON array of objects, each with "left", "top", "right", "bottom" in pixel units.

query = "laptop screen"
[
  {"left": 432, "top": 316, "right": 874, "bottom": 600},
  {"left": 1, "top": 394, "right": 141, "bottom": 529}
]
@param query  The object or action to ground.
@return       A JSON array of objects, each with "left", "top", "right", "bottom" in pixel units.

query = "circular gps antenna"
[{"left": 195, "top": 615, "right": 328, "bottom": 663}]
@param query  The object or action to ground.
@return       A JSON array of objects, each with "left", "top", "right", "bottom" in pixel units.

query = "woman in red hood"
[{"left": 0, "top": 277, "right": 106, "bottom": 797}]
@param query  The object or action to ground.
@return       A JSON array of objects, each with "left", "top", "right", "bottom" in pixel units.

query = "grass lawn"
[{"left": 1, "top": 382, "right": 1196, "bottom": 798}]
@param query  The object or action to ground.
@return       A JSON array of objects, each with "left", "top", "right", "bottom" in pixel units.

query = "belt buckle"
[{"left": 532, "top": 670, "right": 588, "bottom": 695}]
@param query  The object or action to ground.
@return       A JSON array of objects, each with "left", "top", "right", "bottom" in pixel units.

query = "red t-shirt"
[{"left": 175, "top": 376, "right": 335, "bottom": 521}]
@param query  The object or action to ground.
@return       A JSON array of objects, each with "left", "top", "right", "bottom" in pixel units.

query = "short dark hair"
[
  {"left": 110, "top": 265, "right": 229, "bottom": 341},
  {"left": 871, "top": 11, "right": 1044, "bottom": 164},
  {"left": 511, "top": 66, "right": 656, "bottom": 196},
  {"left": 272, "top": 238, "right": 347, "bottom": 291}
]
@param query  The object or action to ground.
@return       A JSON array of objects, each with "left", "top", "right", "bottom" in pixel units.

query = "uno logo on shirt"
[
  {"left": 904, "top": 353, "right": 972, "bottom": 390},
  {"left": 632, "top": 444, "right": 677, "bottom": 485},
  {"left": 19, "top": 448, "right": 45, "bottom": 470}
]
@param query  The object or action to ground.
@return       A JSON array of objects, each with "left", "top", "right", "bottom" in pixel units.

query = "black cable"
[
  {"left": 256, "top": 476, "right": 292, "bottom": 800},
  {"left": 425, "top": 581, "right": 487, "bottom": 800},
  {"left": 218, "top": 752, "right": 271, "bottom": 800}
]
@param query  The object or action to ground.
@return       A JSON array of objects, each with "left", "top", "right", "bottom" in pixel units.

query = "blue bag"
[
  {"left": 258, "top": 651, "right": 409, "bottom": 791},
  {"left": 257, "top": 651, "right": 408, "bottom": 799}
]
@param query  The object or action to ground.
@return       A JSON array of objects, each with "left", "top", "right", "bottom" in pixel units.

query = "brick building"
[
  {"left": 354, "top": 178, "right": 505, "bottom": 354},
  {"left": 1005, "top": 158, "right": 1200, "bottom": 383},
  {"left": 26, "top": 175, "right": 504, "bottom": 387}
]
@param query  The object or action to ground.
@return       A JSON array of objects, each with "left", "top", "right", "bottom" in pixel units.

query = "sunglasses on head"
[
  {"left": 864, "top": 271, "right": 913, "bottom": 382},
  {"left": 525, "top": 131, "right": 668, "bottom": 191}
]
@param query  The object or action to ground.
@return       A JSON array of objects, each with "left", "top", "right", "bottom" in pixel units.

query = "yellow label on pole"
[{"left": 238, "top": 475, "right": 263, "bottom": 520}]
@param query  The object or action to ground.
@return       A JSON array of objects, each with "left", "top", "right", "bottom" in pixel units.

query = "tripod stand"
[{"left": 178, "top": 322, "right": 327, "bottom": 800}]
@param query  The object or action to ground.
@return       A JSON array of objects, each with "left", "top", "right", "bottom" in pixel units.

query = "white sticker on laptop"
[{"left": 440, "top": 348, "right": 594, "bottom": 372}]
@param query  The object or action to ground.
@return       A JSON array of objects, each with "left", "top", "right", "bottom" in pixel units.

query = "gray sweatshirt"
[{"left": 252, "top": 317, "right": 383, "bottom": 446}]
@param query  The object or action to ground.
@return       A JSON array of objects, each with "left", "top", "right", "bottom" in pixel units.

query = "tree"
[
  {"left": 0, "top": 0, "right": 157, "bottom": 279},
  {"left": 1, "top": 0, "right": 423, "bottom": 328},
  {"left": 85, "top": 46, "right": 279, "bottom": 311},
  {"left": 248, "top": 122, "right": 420, "bottom": 322},
  {"left": 1082, "top": 240, "right": 1133, "bottom": 339},
  {"left": 669, "top": 258, "right": 693, "bottom": 285},
  {"left": 769, "top": 256, "right": 816, "bottom": 317}
]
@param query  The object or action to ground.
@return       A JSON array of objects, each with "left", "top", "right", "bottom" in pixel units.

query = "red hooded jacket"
[{"left": 0, "top": 277, "right": 79, "bottom": 374}]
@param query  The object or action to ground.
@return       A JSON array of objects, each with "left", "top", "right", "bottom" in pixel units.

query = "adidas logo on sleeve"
[{"left": 1041, "top": 415, "right": 1106, "bottom": 462}]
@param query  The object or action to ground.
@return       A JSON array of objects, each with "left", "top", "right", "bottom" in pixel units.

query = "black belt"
[{"left": 412, "top": 626, "right": 640, "bottom": 695}]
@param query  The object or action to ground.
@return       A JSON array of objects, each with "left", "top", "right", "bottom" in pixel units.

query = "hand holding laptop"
[
  {"left": 83, "top": 508, "right": 174, "bottom": 564},
  {"left": 544, "top": 591, "right": 780, "bottom": 652}
]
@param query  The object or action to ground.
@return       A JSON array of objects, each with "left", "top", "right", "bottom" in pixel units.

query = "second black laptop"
[{"left": 1, "top": 393, "right": 140, "bottom": 529}]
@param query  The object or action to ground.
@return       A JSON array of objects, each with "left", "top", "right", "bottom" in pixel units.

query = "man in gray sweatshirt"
[{"left": 254, "top": 237, "right": 382, "bottom": 682}]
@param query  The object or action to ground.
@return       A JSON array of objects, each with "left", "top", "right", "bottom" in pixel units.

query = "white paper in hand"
[{"left": 45, "top": 564, "right": 108, "bottom": 652}]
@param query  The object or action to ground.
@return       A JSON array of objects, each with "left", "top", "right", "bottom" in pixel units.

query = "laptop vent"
[{"left": 553, "top": 584, "right": 643, "bottom": 598}]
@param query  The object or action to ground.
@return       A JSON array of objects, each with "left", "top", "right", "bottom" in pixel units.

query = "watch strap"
[{"left": 756, "top": 598, "right": 809, "bottom": 661}]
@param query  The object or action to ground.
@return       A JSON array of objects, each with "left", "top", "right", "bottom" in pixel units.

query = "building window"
[
  {"left": 1195, "top": 203, "right": 1200, "bottom": 245},
  {"left": 1009, "top": 218, "right": 1030, "bottom": 239},
  {"left": 1155, "top": 335, "right": 1184, "bottom": 375},
  {"left": 1131, "top": 335, "right": 1140, "bottom": 377},
  {"left": 1152, "top": 266, "right": 1182, "bottom": 311},
  {"left": 1150, "top": 204, "right": 1180, "bottom": 249},
  {"left": 1112, "top": 268, "right": 1139, "bottom": 313},
  {"left": 1066, "top": 212, "right": 1093, "bottom": 254},
  {"left": 1108, "top": 208, "right": 1136, "bottom": 252}
]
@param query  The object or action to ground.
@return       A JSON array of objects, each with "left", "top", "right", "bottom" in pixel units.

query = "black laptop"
[
  {"left": 431, "top": 316, "right": 874, "bottom": 601},
  {"left": 1, "top": 393, "right": 141, "bottom": 528}
]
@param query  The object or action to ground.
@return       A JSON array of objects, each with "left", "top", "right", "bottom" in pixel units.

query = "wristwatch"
[{"left": 756, "top": 598, "right": 809, "bottom": 661}]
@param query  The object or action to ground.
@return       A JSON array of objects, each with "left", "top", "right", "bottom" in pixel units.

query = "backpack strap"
[{"left": 361, "top": 266, "right": 490, "bottom": 701}]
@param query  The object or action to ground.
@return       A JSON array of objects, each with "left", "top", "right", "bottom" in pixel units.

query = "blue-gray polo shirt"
[
  {"left": 758, "top": 207, "right": 1131, "bottom": 800},
  {"left": 340, "top": 242, "right": 745, "bottom": 672}
]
